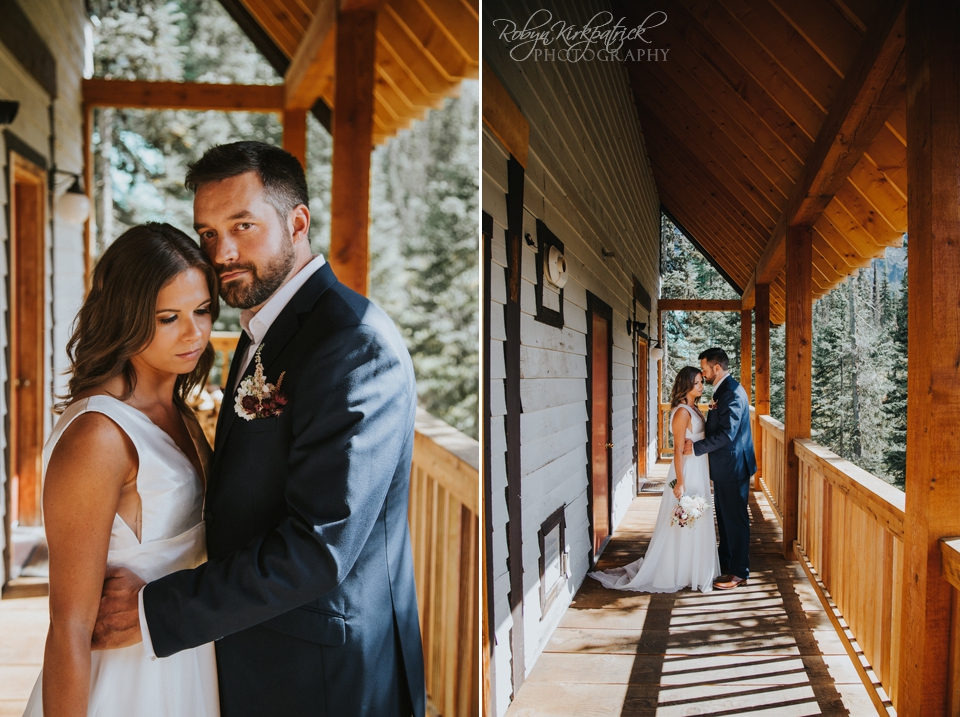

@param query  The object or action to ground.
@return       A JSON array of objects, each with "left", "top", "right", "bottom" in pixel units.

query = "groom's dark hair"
[
  {"left": 699, "top": 347, "right": 729, "bottom": 370},
  {"left": 185, "top": 141, "right": 309, "bottom": 223}
]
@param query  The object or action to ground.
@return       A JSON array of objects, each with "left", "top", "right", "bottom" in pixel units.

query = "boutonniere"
[
  {"left": 708, "top": 400, "right": 718, "bottom": 411},
  {"left": 234, "top": 344, "right": 288, "bottom": 420}
]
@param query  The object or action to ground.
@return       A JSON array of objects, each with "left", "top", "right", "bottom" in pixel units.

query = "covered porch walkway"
[{"left": 506, "top": 471, "right": 875, "bottom": 716}]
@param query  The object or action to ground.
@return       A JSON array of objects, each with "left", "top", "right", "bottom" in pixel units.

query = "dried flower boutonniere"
[{"left": 234, "top": 344, "right": 288, "bottom": 420}]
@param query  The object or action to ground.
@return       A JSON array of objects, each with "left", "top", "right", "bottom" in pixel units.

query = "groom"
[
  {"left": 92, "top": 142, "right": 425, "bottom": 715},
  {"left": 684, "top": 347, "right": 756, "bottom": 590}
]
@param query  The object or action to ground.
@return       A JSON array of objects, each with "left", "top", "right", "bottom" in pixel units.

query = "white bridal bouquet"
[{"left": 667, "top": 480, "right": 708, "bottom": 528}]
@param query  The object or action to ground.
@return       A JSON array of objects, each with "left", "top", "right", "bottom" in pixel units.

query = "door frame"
[
  {"left": 636, "top": 336, "right": 649, "bottom": 487},
  {"left": 8, "top": 150, "right": 47, "bottom": 532},
  {"left": 585, "top": 292, "right": 613, "bottom": 565}
]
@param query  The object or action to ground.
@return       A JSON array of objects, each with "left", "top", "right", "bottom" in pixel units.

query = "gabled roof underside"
[
  {"left": 235, "top": 0, "right": 478, "bottom": 144},
  {"left": 620, "top": 0, "right": 906, "bottom": 323}
]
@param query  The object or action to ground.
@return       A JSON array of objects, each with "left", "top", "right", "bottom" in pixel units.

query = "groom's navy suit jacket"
[
  {"left": 693, "top": 376, "right": 757, "bottom": 482},
  {"left": 143, "top": 264, "right": 425, "bottom": 716}
]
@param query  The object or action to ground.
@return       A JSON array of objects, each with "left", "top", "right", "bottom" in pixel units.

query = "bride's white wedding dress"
[
  {"left": 22, "top": 396, "right": 220, "bottom": 717},
  {"left": 589, "top": 404, "right": 720, "bottom": 593}
]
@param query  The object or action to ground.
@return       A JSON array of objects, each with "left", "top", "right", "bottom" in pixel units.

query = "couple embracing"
[
  {"left": 590, "top": 348, "right": 756, "bottom": 593},
  {"left": 24, "top": 142, "right": 425, "bottom": 716}
]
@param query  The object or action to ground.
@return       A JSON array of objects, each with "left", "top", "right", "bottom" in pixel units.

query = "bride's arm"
[
  {"left": 671, "top": 409, "right": 691, "bottom": 499},
  {"left": 42, "top": 414, "right": 137, "bottom": 717}
]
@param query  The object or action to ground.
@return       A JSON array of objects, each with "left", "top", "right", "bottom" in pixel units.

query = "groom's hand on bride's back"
[
  {"left": 684, "top": 439, "right": 694, "bottom": 455},
  {"left": 91, "top": 566, "right": 146, "bottom": 650}
]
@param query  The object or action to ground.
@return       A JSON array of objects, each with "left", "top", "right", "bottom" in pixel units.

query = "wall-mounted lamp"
[
  {"left": 650, "top": 341, "right": 664, "bottom": 361},
  {"left": 626, "top": 319, "right": 646, "bottom": 336},
  {"left": 0, "top": 100, "right": 19, "bottom": 125},
  {"left": 50, "top": 168, "right": 91, "bottom": 225}
]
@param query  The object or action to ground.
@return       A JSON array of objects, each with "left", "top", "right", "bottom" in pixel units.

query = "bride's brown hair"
[
  {"left": 669, "top": 366, "right": 702, "bottom": 408},
  {"left": 58, "top": 222, "right": 219, "bottom": 413}
]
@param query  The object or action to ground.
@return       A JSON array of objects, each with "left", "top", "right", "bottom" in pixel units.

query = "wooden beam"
[
  {"left": 282, "top": 109, "right": 307, "bottom": 169},
  {"left": 82, "top": 78, "right": 285, "bottom": 112},
  {"left": 481, "top": 61, "right": 528, "bottom": 168},
  {"left": 658, "top": 299, "right": 743, "bottom": 312},
  {"left": 742, "top": 0, "right": 907, "bottom": 307},
  {"left": 782, "top": 228, "right": 813, "bottom": 561},
  {"left": 754, "top": 283, "right": 771, "bottom": 485},
  {"left": 284, "top": 0, "right": 336, "bottom": 110},
  {"left": 329, "top": 8, "right": 377, "bottom": 296},
  {"left": 897, "top": 0, "right": 960, "bottom": 712},
  {"left": 740, "top": 309, "right": 752, "bottom": 404}
]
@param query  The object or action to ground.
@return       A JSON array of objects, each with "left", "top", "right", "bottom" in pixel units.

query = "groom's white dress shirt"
[{"left": 138, "top": 253, "right": 327, "bottom": 659}]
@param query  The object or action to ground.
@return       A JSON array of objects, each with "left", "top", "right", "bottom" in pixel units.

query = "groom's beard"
[{"left": 218, "top": 239, "right": 297, "bottom": 309}]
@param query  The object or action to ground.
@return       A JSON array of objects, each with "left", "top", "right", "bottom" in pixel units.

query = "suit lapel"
[{"left": 211, "top": 263, "right": 340, "bottom": 472}]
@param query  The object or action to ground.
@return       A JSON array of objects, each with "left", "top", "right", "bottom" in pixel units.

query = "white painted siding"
[
  {"left": 484, "top": 0, "right": 664, "bottom": 710},
  {"left": 482, "top": 129, "right": 513, "bottom": 717},
  {"left": 0, "top": 0, "right": 88, "bottom": 581}
]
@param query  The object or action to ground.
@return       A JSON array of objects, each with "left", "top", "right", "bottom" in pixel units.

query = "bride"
[
  {"left": 23, "top": 223, "right": 220, "bottom": 716},
  {"left": 589, "top": 366, "right": 720, "bottom": 593}
]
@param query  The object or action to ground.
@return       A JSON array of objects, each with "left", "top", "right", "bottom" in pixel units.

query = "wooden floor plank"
[{"left": 505, "top": 488, "right": 873, "bottom": 716}]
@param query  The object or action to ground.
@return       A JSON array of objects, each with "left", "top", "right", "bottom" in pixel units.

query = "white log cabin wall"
[
  {"left": 484, "top": 0, "right": 662, "bottom": 712},
  {"left": 0, "top": 0, "right": 88, "bottom": 581}
]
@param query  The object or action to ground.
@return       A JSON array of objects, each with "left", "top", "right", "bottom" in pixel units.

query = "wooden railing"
[
  {"left": 409, "top": 407, "right": 480, "bottom": 717},
  {"left": 794, "top": 439, "right": 903, "bottom": 712},
  {"left": 758, "top": 415, "right": 786, "bottom": 528},
  {"left": 940, "top": 538, "right": 960, "bottom": 715}
]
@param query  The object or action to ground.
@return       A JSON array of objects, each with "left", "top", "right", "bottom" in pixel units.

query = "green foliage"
[
  {"left": 660, "top": 216, "right": 743, "bottom": 404},
  {"left": 882, "top": 262, "right": 908, "bottom": 487},
  {"left": 89, "top": 1, "right": 479, "bottom": 438}
]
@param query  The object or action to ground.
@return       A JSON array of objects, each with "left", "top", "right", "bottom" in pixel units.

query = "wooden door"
[
  {"left": 588, "top": 302, "right": 612, "bottom": 558},
  {"left": 637, "top": 338, "right": 648, "bottom": 481},
  {"left": 9, "top": 152, "right": 46, "bottom": 527}
]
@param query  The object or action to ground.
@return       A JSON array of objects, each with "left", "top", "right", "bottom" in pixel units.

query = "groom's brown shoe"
[
  {"left": 714, "top": 575, "right": 747, "bottom": 590},
  {"left": 713, "top": 574, "right": 731, "bottom": 586}
]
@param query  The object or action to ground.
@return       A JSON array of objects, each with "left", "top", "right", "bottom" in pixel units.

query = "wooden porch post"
[
  {"left": 783, "top": 229, "right": 811, "bottom": 560},
  {"left": 282, "top": 108, "right": 308, "bottom": 170},
  {"left": 329, "top": 8, "right": 377, "bottom": 296},
  {"left": 740, "top": 309, "right": 752, "bottom": 403},
  {"left": 754, "top": 284, "right": 770, "bottom": 489},
  {"left": 897, "top": 1, "right": 960, "bottom": 712}
]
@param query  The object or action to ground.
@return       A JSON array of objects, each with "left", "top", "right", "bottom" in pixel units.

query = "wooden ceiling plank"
[
  {"left": 378, "top": 9, "right": 455, "bottom": 97},
  {"left": 883, "top": 96, "right": 906, "bottom": 145},
  {"left": 629, "top": 71, "right": 784, "bottom": 226},
  {"left": 821, "top": 198, "right": 889, "bottom": 257},
  {"left": 630, "top": 2, "right": 804, "bottom": 186},
  {"left": 832, "top": 180, "right": 904, "bottom": 245},
  {"left": 718, "top": 0, "right": 843, "bottom": 112},
  {"left": 643, "top": 0, "right": 814, "bottom": 163},
  {"left": 377, "top": 43, "right": 442, "bottom": 111},
  {"left": 241, "top": 0, "right": 301, "bottom": 56},
  {"left": 813, "top": 213, "right": 878, "bottom": 266},
  {"left": 415, "top": 0, "right": 478, "bottom": 64},
  {"left": 650, "top": 139, "right": 769, "bottom": 257},
  {"left": 82, "top": 78, "right": 285, "bottom": 111},
  {"left": 641, "top": 110, "right": 776, "bottom": 251},
  {"left": 677, "top": 0, "right": 824, "bottom": 142},
  {"left": 742, "top": 0, "right": 905, "bottom": 307},
  {"left": 384, "top": 0, "right": 469, "bottom": 82},
  {"left": 811, "top": 225, "right": 860, "bottom": 274},
  {"left": 844, "top": 158, "right": 907, "bottom": 233},
  {"left": 813, "top": 215, "right": 876, "bottom": 269},
  {"left": 830, "top": 0, "right": 880, "bottom": 34},
  {"left": 862, "top": 123, "right": 908, "bottom": 191},
  {"left": 284, "top": 0, "right": 335, "bottom": 109},
  {"left": 768, "top": 0, "right": 864, "bottom": 77}
]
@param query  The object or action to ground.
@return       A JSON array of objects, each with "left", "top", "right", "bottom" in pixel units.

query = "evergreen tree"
[{"left": 883, "top": 265, "right": 908, "bottom": 487}]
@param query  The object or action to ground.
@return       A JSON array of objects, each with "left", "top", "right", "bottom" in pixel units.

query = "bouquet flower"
[{"left": 667, "top": 480, "right": 708, "bottom": 528}]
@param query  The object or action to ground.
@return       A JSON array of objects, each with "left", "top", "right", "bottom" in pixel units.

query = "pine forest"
[{"left": 660, "top": 215, "right": 907, "bottom": 489}]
